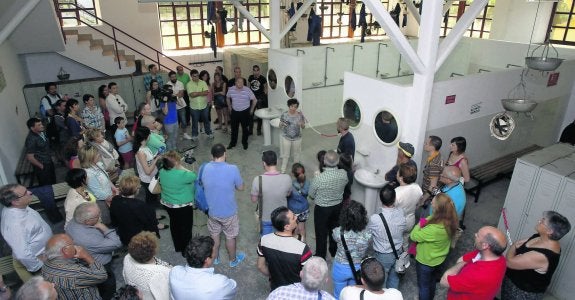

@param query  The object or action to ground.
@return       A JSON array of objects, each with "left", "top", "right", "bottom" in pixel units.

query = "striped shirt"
[
  {"left": 309, "top": 167, "right": 349, "bottom": 207},
  {"left": 226, "top": 86, "right": 256, "bottom": 111},
  {"left": 368, "top": 207, "right": 407, "bottom": 254},
  {"left": 42, "top": 257, "right": 107, "bottom": 300},
  {"left": 422, "top": 151, "right": 443, "bottom": 193}
]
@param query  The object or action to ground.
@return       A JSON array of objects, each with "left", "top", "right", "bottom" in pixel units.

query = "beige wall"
[{"left": 0, "top": 40, "right": 33, "bottom": 183}]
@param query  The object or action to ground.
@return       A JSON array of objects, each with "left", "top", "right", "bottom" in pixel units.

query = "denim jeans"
[
  {"left": 332, "top": 261, "right": 360, "bottom": 299},
  {"left": 177, "top": 108, "right": 188, "bottom": 129},
  {"left": 191, "top": 106, "right": 212, "bottom": 137},
  {"left": 374, "top": 250, "right": 400, "bottom": 289},
  {"left": 164, "top": 122, "right": 178, "bottom": 151},
  {"left": 416, "top": 261, "right": 442, "bottom": 300}
]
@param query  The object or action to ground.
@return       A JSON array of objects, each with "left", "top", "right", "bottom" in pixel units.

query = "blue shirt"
[
  {"left": 169, "top": 265, "right": 237, "bottom": 300},
  {"left": 160, "top": 101, "right": 178, "bottom": 124},
  {"left": 202, "top": 161, "right": 243, "bottom": 218},
  {"left": 114, "top": 128, "right": 133, "bottom": 153},
  {"left": 442, "top": 182, "right": 466, "bottom": 218}
]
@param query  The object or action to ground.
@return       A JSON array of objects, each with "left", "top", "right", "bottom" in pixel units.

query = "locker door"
[
  {"left": 498, "top": 161, "right": 539, "bottom": 241},
  {"left": 548, "top": 178, "right": 575, "bottom": 298},
  {"left": 518, "top": 169, "right": 563, "bottom": 238}
]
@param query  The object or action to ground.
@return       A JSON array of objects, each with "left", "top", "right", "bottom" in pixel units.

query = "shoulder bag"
[
  {"left": 340, "top": 231, "right": 362, "bottom": 285},
  {"left": 194, "top": 163, "right": 209, "bottom": 214},
  {"left": 255, "top": 176, "right": 263, "bottom": 234},
  {"left": 379, "top": 213, "right": 410, "bottom": 274},
  {"left": 148, "top": 169, "right": 162, "bottom": 194}
]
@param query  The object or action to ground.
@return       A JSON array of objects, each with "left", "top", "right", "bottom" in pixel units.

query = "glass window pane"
[
  {"left": 159, "top": 7, "right": 173, "bottom": 21},
  {"left": 175, "top": 7, "right": 187, "bottom": 20},
  {"left": 191, "top": 22, "right": 203, "bottom": 34},
  {"left": 178, "top": 35, "right": 190, "bottom": 48},
  {"left": 80, "top": 11, "right": 97, "bottom": 25},
  {"left": 224, "top": 33, "right": 236, "bottom": 45},
  {"left": 447, "top": 18, "right": 457, "bottom": 28},
  {"left": 250, "top": 31, "right": 260, "bottom": 42},
  {"left": 62, "top": 18, "right": 78, "bottom": 27},
  {"left": 556, "top": 0, "right": 573, "bottom": 13},
  {"left": 550, "top": 27, "right": 566, "bottom": 40},
  {"left": 162, "top": 36, "right": 177, "bottom": 50},
  {"left": 483, "top": 20, "right": 492, "bottom": 32},
  {"left": 553, "top": 13, "right": 569, "bottom": 26},
  {"left": 191, "top": 34, "right": 204, "bottom": 47},
  {"left": 77, "top": 0, "right": 94, "bottom": 9},
  {"left": 237, "top": 31, "right": 249, "bottom": 44},
  {"left": 570, "top": 16, "right": 575, "bottom": 27},
  {"left": 161, "top": 22, "right": 176, "bottom": 35},
  {"left": 323, "top": 27, "right": 331, "bottom": 37},
  {"left": 566, "top": 29, "right": 575, "bottom": 42},
  {"left": 190, "top": 7, "right": 201, "bottom": 19},
  {"left": 485, "top": 7, "right": 494, "bottom": 19},
  {"left": 177, "top": 21, "right": 189, "bottom": 34}
]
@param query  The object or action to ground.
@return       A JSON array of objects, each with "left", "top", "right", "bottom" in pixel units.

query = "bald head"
[
  {"left": 477, "top": 226, "right": 507, "bottom": 256},
  {"left": 45, "top": 234, "right": 74, "bottom": 260},
  {"left": 440, "top": 166, "right": 462, "bottom": 184}
]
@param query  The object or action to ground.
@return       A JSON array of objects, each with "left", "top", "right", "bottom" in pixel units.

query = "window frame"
[
  {"left": 440, "top": 0, "right": 496, "bottom": 39},
  {"left": 548, "top": 0, "right": 575, "bottom": 46},
  {"left": 55, "top": 0, "right": 98, "bottom": 27}
]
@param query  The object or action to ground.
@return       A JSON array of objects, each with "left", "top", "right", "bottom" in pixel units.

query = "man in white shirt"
[
  {"left": 0, "top": 184, "right": 53, "bottom": 282},
  {"left": 340, "top": 258, "right": 403, "bottom": 300},
  {"left": 166, "top": 70, "right": 189, "bottom": 139},
  {"left": 105, "top": 82, "right": 128, "bottom": 126},
  {"left": 170, "top": 235, "right": 237, "bottom": 300}
]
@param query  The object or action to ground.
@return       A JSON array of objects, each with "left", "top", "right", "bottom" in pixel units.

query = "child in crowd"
[
  {"left": 114, "top": 117, "right": 134, "bottom": 169},
  {"left": 287, "top": 163, "right": 310, "bottom": 242}
]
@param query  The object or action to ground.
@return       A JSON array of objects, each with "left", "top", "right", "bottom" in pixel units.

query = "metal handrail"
[{"left": 53, "top": 1, "right": 192, "bottom": 73}]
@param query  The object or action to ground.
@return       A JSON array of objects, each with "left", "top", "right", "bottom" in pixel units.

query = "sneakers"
[
  {"left": 191, "top": 136, "right": 199, "bottom": 142},
  {"left": 183, "top": 133, "right": 193, "bottom": 140},
  {"left": 229, "top": 252, "right": 245, "bottom": 268}
]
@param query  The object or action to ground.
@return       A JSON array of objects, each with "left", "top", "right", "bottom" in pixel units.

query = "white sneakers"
[{"left": 183, "top": 133, "right": 193, "bottom": 140}]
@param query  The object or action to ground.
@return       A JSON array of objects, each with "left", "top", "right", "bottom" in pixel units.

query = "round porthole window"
[
  {"left": 342, "top": 99, "right": 361, "bottom": 128},
  {"left": 374, "top": 110, "right": 399, "bottom": 145},
  {"left": 268, "top": 69, "right": 278, "bottom": 90},
  {"left": 285, "top": 76, "right": 295, "bottom": 98}
]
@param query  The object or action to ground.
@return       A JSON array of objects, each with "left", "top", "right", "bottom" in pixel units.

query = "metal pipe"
[
  {"left": 397, "top": 54, "right": 403, "bottom": 77},
  {"left": 0, "top": 0, "right": 42, "bottom": 46},
  {"left": 506, "top": 64, "right": 523, "bottom": 68},
  {"left": 303, "top": 82, "right": 344, "bottom": 91},
  {"left": 478, "top": 68, "right": 491, "bottom": 73},
  {"left": 450, "top": 72, "right": 464, "bottom": 77},
  {"left": 376, "top": 43, "right": 388, "bottom": 77},
  {"left": 352, "top": 45, "right": 363, "bottom": 72},
  {"left": 297, "top": 49, "right": 306, "bottom": 56},
  {"left": 324, "top": 47, "right": 335, "bottom": 86}
]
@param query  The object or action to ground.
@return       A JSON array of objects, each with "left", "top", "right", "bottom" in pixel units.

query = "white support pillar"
[
  {"left": 406, "top": 0, "right": 444, "bottom": 167},
  {"left": 443, "top": 0, "right": 456, "bottom": 16},
  {"left": 280, "top": 0, "right": 316, "bottom": 38},
  {"left": 435, "top": 0, "right": 489, "bottom": 71},
  {"left": 269, "top": 0, "right": 282, "bottom": 49},
  {"left": 231, "top": 0, "right": 271, "bottom": 40},
  {"left": 363, "top": 0, "right": 424, "bottom": 74},
  {"left": 404, "top": 0, "right": 420, "bottom": 25}
]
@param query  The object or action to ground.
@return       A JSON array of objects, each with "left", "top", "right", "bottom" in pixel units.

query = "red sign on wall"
[
  {"left": 445, "top": 95, "right": 456, "bottom": 104},
  {"left": 547, "top": 72, "right": 560, "bottom": 87}
]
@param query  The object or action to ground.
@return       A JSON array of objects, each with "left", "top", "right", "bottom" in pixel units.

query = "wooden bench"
[
  {"left": 14, "top": 150, "right": 35, "bottom": 187},
  {"left": 0, "top": 256, "right": 17, "bottom": 287},
  {"left": 465, "top": 144, "right": 543, "bottom": 203}
]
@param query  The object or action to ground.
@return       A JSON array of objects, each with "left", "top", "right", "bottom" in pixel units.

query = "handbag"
[
  {"left": 379, "top": 213, "right": 410, "bottom": 274},
  {"left": 340, "top": 231, "right": 362, "bottom": 285},
  {"left": 255, "top": 176, "right": 263, "bottom": 235},
  {"left": 148, "top": 172, "right": 161, "bottom": 194},
  {"left": 194, "top": 163, "right": 209, "bottom": 214}
]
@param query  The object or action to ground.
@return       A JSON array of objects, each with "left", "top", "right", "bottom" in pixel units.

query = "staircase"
[{"left": 59, "top": 29, "right": 139, "bottom": 76}]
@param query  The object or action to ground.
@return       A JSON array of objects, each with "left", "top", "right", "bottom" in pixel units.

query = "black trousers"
[
  {"left": 229, "top": 108, "right": 252, "bottom": 147},
  {"left": 314, "top": 203, "right": 342, "bottom": 259},
  {"left": 165, "top": 205, "right": 195, "bottom": 253},
  {"left": 35, "top": 162, "right": 56, "bottom": 186},
  {"left": 98, "top": 262, "right": 116, "bottom": 300}
]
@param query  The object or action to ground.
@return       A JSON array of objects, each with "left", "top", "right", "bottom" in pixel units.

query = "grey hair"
[
  {"left": 15, "top": 276, "right": 51, "bottom": 300},
  {"left": 45, "top": 237, "right": 69, "bottom": 260},
  {"left": 301, "top": 257, "right": 329, "bottom": 291},
  {"left": 0, "top": 183, "right": 21, "bottom": 207},
  {"left": 544, "top": 211, "right": 571, "bottom": 240},
  {"left": 323, "top": 150, "right": 340, "bottom": 167},
  {"left": 73, "top": 202, "right": 98, "bottom": 223},
  {"left": 484, "top": 232, "right": 506, "bottom": 256}
]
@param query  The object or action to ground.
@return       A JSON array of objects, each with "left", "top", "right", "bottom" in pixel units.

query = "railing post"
[
  {"left": 112, "top": 27, "right": 122, "bottom": 69},
  {"left": 157, "top": 52, "right": 161, "bottom": 71}
]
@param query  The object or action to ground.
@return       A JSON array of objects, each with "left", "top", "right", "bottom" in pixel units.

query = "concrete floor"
[{"left": 42, "top": 121, "right": 558, "bottom": 300}]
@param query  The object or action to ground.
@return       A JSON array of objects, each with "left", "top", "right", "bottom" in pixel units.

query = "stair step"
[
  {"left": 63, "top": 29, "right": 78, "bottom": 36},
  {"left": 101, "top": 45, "right": 115, "bottom": 56},
  {"left": 112, "top": 50, "right": 127, "bottom": 61},
  {"left": 77, "top": 33, "right": 93, "bottom": 42},
  {"left": 125, "top": 60, "right": 136, "bottom": 67},
  {"left": 89, "top": 39, "right": 104, "bottom": 50}
]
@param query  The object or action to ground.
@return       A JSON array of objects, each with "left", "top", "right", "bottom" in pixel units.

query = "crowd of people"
[{"left": 0, "top": 64, "right": 572, "bottom": 300}]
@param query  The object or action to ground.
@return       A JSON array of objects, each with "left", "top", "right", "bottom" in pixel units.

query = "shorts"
[
  {"left": 208, "top": 214, "right": 239, "bottom": 238},
  {"left": 296, "top": 209, "right": 309, "bottom": 222},
  {"left": 120, "top": 150, "right": 134, "bottom": 166}
]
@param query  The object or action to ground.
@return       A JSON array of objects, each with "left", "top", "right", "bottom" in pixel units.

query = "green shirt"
[
  {"left": 147, "top": 132, "right": 166, "bottom": 155},
  {"left": 410, "top": 221, "right": 451, "bottom": 267},
  {"left": 176, "top": 73, "right": 190, "bottom": 87},
  {"left": 186, "top": 80, "right": 208, "bottom": 110},
  {"left": 159, "top": 168, "right": 197, "bottom": 206}
]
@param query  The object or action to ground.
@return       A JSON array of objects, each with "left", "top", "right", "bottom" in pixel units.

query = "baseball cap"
[{"left": 398, "top": 142, "right": 414, "bottom": 158}]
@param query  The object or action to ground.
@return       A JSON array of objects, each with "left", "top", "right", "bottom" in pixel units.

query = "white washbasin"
[
  {"left": 270, "top": 118, "right": 281, "bottom": 128},
  {"left": 354, "top": 168, "right": 387, "bottom": 189},
  {"left": 255, "top": 107, "right": 282, "bottom": 119}
]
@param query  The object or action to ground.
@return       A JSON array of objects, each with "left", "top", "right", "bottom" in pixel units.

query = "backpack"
[
  {"left": 40, "top": 95, "right": 61, "bottom": 143},
  {"left": 194, "top": 163, "right": 209, "bottom": 214}
]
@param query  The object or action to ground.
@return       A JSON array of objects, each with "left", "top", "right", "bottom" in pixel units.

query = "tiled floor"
[{"left": 42, "top": 121, "right": 559, "bottom": 299}]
